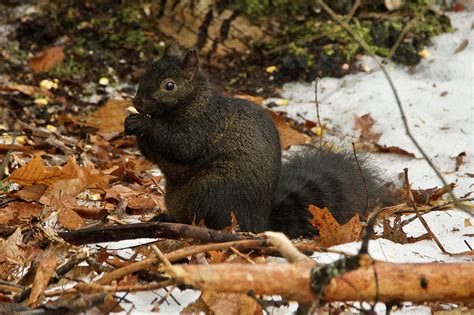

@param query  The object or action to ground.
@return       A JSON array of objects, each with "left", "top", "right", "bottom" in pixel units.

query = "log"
[
  {"left": 154, "top": 0, "right": 273, "bottom": 59},
  {"left": 172, "top": 261, "right": 474, "bottom": 303}
]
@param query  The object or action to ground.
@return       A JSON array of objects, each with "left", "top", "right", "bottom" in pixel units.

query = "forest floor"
[{"left": 0, "top": 3, "right": 472, "bottom": 315}]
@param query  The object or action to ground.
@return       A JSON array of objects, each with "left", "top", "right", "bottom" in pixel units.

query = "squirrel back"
[{"left": 125, "top": 45, "right": 392, "bottom": 237}]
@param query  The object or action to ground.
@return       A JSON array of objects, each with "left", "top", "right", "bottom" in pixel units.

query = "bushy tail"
[{"left": 269, "top": 145, "right": 393, "bottom": 238}]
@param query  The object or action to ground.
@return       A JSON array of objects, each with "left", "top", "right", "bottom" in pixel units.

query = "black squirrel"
[{"left": 124, "top": 45, "right": 391, "bottom": 237}]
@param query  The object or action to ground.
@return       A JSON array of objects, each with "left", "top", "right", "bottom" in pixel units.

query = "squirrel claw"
[{"left": 124, "top": 114, "right": 143, "bottom": 136}]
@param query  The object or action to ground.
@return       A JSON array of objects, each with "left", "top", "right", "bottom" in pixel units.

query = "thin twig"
[
  {"left": 315, "top": 0, "right": 470, "bottom": 216},
  {"left": 45, "top": 280, "right": 174, "bottom": 297},
  {"left": 352, "top": 142, "right": 369, "bottom": 221},
  {"left": 230, "top": 246, "right": 255, "bottom": 264},
  {"left": 403, "top": 168, "right": 449, "bottom": 254},
  {"left": 151, "top": 245, "right": 173, "bottom": 269},
  {"left": 347, "top": 0, "right": 361, "bottom": 19},
  {"left": 359, "top": 207, "right": 385, "bottom": 255},
  {"left": 314, "top": 77, "right": 323, "bottom": 147}
]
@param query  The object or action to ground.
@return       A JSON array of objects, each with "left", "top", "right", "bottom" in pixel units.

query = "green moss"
[
  {"left": 232, "top": 0, "right": 306, "bottom": 18},
  {"left": 48, "top": 56, "right": 86, "bottom": 78}
]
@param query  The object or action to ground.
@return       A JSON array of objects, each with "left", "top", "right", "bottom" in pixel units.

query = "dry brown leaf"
[
  {"left": 455, "top": 152, "right": 466, "bottom": 171},
  {"left": 105, "top": 184, "right": 164, "bottom": 214},
  {"left": 382, "top": 217, "right": 409, "bottom": 244},
  {"left": 0, "top": 202, "right": 42, "bottom": 225},
  {"left": 465, "top": 218, "right": 473, "bottom": 227},
  {"left": 58, "top": 208, "right": 85, "bottom": 230},
  {"left": 308, "top": 205, "right": 363, "bottom": 247},
  {"left": 374, "top": 144, "right": 416, "bottom": 158},
  {"left": 266, "top": 110, "right": 308, "bottom": 150},
  {"left": 222, "top": 212, "right": 240, "bottom": 233},
  {"left": 85, "top": 99, "right": 132, "bottom": 134},
  {"left": 355, "top": 113, "right": 382, "bottom": 143},
  {"left": 0, "top": 143, "right": 33, "bottom": 154},
  {"left": 8, "top": 156, "right": 78, "bottom": 186},
  {"left": 0, "top": 228, "right": 23, "bottom": 262},
  {"left": 28, "top": 46, "right": 65, "bottom": 73},
  {"left": 27, "top": 255, "right": 57, "bottom": 308},
  {"left": 0, "top": 83, "right": 54, "bottom": 98},
  {"left": 454, "top": 39, "right": 469, "bottom": 54},
  {"left": 411, "top": 183, "right": 456, "bottom": 204},
  {"left": 13, "top": 184, "right": 48, "bottom": 201},
  {"left": 39, "top": 160, "right": 112, "bottom": 211},
  {"left": 209, "top": 250, "right": 229, "bottom": 264},
  {"left": 354, "top": 141, "right": 414, "bottom": 157},
  {"left": 183, "top": 290, "right": 261, "bottom": 315}
]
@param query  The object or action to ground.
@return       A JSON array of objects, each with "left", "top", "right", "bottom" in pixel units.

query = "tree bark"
[
  {"left": 154, "top": 0, "right": 273, "bottom": 60},
  {"left": 172, "top": 261, "right": 474, "bottom": 303}
]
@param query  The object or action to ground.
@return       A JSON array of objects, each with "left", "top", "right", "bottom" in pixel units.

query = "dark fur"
[
  {"left": 270, "top": 146, "right": 389, "bottom": 237},
  {"left": 125, "top": 46, "right": 391, "bottom": 236}
]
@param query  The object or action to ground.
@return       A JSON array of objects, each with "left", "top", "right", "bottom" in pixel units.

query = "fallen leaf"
[
  {"left": 308, "top": 205, "right": 363, "bottom": 247},
  {"left": 0, "top": 228, "right": 23, "bottom": 262},
  {"left": 85, "top": 99, "right": 132, "bottom": 135},
  {"left": 13, "top": 184, "right": 48, "bottom": 201},
  {"left": 266, "top": 110, "right": 308, "bottom": 150},
  {"left": 183, "top": 291, "right": 261, "bottom": 315},
  {"left": 58, "top": 208, "right": 85, "bottom": 230},
  {"left": 8, "top": 156, "right": 78, "bottom": 186},
  {"left": 455, "top": 151, "right": 466, "bottom": 171},
  {"left": 208, "top": 250, "right": 229, "bottom": 264},
  {"left": 381, "top": 217, "right": 409, "bottom": 244},
  {"left": 355, "top": 114, "right": 382, "bottom": 143},
  {"left": 39, "top": 158, "right": 113, "bottom": 210},
  {"left": 0, "top": 202, "right": 42, "bottom": 224},
  {"left": 28, "top": 255, "right": 57, "bottom": 307},
  {"left": 454, "top": 39, "right": 469, "bottom": 54},
  {"left": 374, "top": 144, "right": 416, "bottom": 158},
  {"left": 0, "top": 143, "right": 33, "bottom": 154},
  {"left": 0, "top": 83, "right": 54, "bottom": 98},
  {"left": 465, "top": 218, "right": 473, "bottom": 227},
  {"left": 105, "top": 184, "right": 164, "bottom": 214},
  {"left": 28, "top": 46, "right": 65, "bottom": 73},
  {"left": 222, "top": 212, "right": 240, "bottom": 233},
  {"left": 410, "top": 183, "right": 456, "bottom": 204}
]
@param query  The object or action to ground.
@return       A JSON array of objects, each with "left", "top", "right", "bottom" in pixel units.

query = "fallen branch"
[
  {"left": 172, "top": 261, "right": 474, "bottom": 303},
  {"left": 59, "top": 222, "right": 256, "bottom": 245},
  {"left": 94, "top": 239, "right": 268, "bottom": 285}
]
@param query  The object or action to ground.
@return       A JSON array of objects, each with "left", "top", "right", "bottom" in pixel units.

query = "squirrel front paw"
[{"left": 124, "top": 114, "right": 145, "bottom": 136}]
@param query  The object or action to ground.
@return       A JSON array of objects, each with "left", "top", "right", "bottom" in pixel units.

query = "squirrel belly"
[{"left": 125, "top": 44, "right": 392, "bottom": 237}]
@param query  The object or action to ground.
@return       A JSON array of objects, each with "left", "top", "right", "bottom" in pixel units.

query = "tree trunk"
[{"left": 155, "top": 0, "right": 273, "bottom": 61}]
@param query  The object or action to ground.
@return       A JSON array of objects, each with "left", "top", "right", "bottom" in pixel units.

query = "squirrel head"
[{"left": 134, "top": 44, "right": 201, "bottom": 117}]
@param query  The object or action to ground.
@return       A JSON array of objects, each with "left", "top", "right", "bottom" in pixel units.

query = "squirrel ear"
[
  {"left": 164, "top": 42, "right": 182, "bottom": 57},
  {"left": 182, "top": 49, "right": 199, "bottom": 81}
]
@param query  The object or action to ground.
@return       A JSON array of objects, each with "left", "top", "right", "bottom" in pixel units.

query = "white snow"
[{"left": 103, "top": 11, "right": 473, "bottom": 314}]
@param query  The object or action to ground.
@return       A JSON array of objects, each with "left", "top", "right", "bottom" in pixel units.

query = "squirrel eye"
[{"left": 164, "top": 81, "right": 175, "bottom": 91}]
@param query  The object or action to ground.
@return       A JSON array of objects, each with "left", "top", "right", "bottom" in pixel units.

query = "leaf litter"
[{"left": 0, "top": 7, "right": 472, "bottom": 315}]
